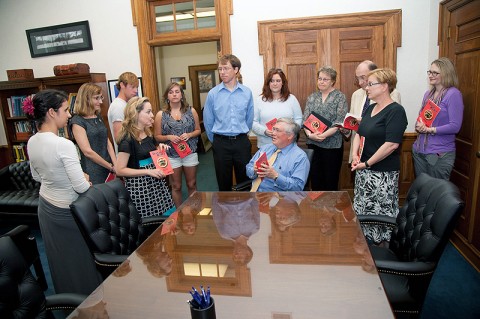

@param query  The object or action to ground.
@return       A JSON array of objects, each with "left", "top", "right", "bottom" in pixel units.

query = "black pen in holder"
[{"left": 189, "top": 297, "right": 216, "bottom": 319}]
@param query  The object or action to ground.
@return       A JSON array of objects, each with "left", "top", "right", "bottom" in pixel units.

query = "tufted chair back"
[
  {"left": 389, "top": 173, "right": 464, "bottom": 263},
  {"left": 0, "top": 235, "right": 48, "bottom": 319},
  {"left": 8, "top": 160, "right": 40, "bottom": 190},
  {"left": 70, "top": 179, "right": 148, "bottom": 278}
]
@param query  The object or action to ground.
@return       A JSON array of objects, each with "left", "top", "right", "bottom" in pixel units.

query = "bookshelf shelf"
[{"left": 0, "top": 73, "right": 110, "bottom": 166}]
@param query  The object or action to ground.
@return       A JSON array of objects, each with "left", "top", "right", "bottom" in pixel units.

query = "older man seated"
[{"left": 246, "top": 117, "right": 310, "bottom": 191}]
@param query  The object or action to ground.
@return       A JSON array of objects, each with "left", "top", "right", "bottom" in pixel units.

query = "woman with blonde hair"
[
  {"left": 116, "top": 96, "right": 175, "bottom": 218},
  {"left": 71, "top": 82, "right": 116, "bottom": 184}
]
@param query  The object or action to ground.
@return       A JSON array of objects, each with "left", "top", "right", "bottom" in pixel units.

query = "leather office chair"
[
  {"left": 358, "top": 173, "right": 464, "bottom": 318},
  {"left": 0, "top": 225, "right": 85, "bottom": 318},
  {"left": 70, "top": 179, "right": 166, "bottom": 279},
  {"left": 232, "top": 148, "right": 314, "bottom": 191}
]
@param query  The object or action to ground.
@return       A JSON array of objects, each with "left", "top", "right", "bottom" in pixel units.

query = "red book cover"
[
  {"left": 332, "top": 113, "right": 360, "bottom": 131},
  {"left": 150, "top": 149, "right": 174, "bottom": 176},
  {"left": 161, "top": 211, "right": 178, "bottom": 235},
  {"left": 105, "top": 172, "right": 116, "bottom": 183},
  {"left": 265, "top": 118, "right": 277, "bottom": 130},
  {"left": 303, "top": 113, "right": 328, "bottom": 133},
  {"left": 358, "top": 136, "right": 365, "bottom": 158},
  {"left": 172, "top": 140, "right": 192, "bottom": 159},
  {"left": 417, "top": 100, "right": 441, "bottom": 127},
  {"left": 307, "top": 191, "right": 324, "bottom": 201},
  {"left": 255, "top": 152, "right": 268, "bottom": 180}
]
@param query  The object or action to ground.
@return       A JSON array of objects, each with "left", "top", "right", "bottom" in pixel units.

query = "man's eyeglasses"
[
  {"left": 367, "top": 82, "right": 382, "bottom": 87},
  {"left": 93, "top": 95, "right": 104, "bottom": 101},
  {"left": 427, "top": 70, "right": 440, "bottom": 77},
  {"left": 218, "top": 66, "right": 233, "bottom": 72}
]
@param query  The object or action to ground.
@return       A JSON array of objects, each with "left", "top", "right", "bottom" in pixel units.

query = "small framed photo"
[
  {"left": 26, "top": 21, "right": 93, "bottom": 58},
  {"left": 108, "top": 77, "right": 143, "bottom": 103},
  {"left": 198, "top": 70, "right": 216, "bottom": 93},
  {"left": 170, "top": 77, "right": 186, "bottom": 89}
]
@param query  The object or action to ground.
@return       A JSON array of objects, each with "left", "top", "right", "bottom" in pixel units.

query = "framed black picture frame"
[
  {"left": 26, "top": 21, "right": 93, "bottom": 58},
  {"left": 107, "top": 77, "right": 143, "bottom": 103}
]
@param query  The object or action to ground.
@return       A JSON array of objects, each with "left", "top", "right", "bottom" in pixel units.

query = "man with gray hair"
[{"left": 246, "top": 117, "right": 310, "bottom": 191}]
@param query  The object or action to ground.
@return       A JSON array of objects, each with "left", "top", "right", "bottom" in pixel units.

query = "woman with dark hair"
[
  {"left": 116, "top": 96, "right": 175, "bottom": 218},
  {"left": 351, "top": 68, "right": 407, "bottom": 245},
  {"left": 71, "top": 82, "right": 116, "bottom": 184},
  {"left": 252, "top": 68, "right": 302, "bottom": 148},
  {"left": 412, "top": 57, "right": 464, "bottom": 180},
  {"left": 303, "top": 66, "right": 348, "bottom": 191},
  {"left": 154, "top": 82, "right": 201, "bottom": 207},
  {"left": 27, "top": 89, "right": 102, "bottom": 294}
]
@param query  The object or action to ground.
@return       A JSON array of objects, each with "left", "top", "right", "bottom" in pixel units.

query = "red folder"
[
  {"left": 303, "top": 113, "right": 328, "bottom": 133},
  {"left": 172, "top": 140, "right": 192, "bottom": 159},
  {"left": 150, "top": 149, "right": 174, "bottom": 176},
  {"left": 417, "top": 100, "right": 441, "bottom": 127},
  {"left": 255, "top": 152, "right": 268, "bottom": 180},
  {"left": 105, "top": 172, "right": 116, "bottom": 183},
  {"left": 266, "top": 118, "right": 277, "bottom": 130},
  {"left": 332, "top": 113, "right": 360, "bottom": 131}
]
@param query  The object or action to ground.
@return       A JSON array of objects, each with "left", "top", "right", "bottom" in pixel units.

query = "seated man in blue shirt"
[{"left": 246, "top": 117, "right": 310, "bottom": 191}]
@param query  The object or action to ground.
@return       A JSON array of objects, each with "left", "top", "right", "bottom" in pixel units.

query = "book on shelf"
[
  {"left": 13, "top": 144, "right": 27, "bottom": 162},
  {"left": 303, "top": 111, "right": 329, "bottom": 134},
  {"left": 9, "top": 95, "right": 28, "bottom": 117},
  {"left": 332, "top": 113, "right": 361, "bottom": 131},
  {"left": 417, "top": 100, "right": 441, "bottom": 127},
  {"left": 68, "top": 93, "right": 77, "bottom": 114}
]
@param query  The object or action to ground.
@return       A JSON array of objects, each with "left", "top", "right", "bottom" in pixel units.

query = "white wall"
[{"left": 0, "top": 0, "right": 443, "bottom": 140}]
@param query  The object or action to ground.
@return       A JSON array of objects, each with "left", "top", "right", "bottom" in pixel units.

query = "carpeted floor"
[{"left": 3, "top": 149, "right": 480, "bottom": 318}]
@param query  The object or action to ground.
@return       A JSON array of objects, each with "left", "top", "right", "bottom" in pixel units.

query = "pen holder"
[{"left": 189, "top": 297, "right": 216, "bottom": 319}]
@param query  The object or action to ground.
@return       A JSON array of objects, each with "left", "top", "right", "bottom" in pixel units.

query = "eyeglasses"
[
  {"left": 217, "top": 66, "right": 233, "bottom": 72},
  {"left": 93, "top": 95, "right": 104, "bottom": 101},
  {"left": 318, "top": 77, "right": 331, "bottom": 82},
  {"left": 367, "top": 82, "right": 382, "bottom": 87},
  {"left": 427, "top": 70, "right": 440, "bottom": 77}
]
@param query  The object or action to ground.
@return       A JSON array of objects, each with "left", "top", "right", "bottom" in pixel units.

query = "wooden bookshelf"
[{"left": 0, "top": 73, "right": 111, "bottom": 166}]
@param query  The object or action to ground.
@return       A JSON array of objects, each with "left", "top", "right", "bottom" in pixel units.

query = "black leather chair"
[
  {"left": 358, "top": 173, "right": 464, "bottom": 318},
  {"left": 0, "top": 225, "right": 85, "bottom": 318},
  {"left": 70, "top": 179, "right": 166, "bottom": 279},
  {"left": 232, "top": 148, "right": 314, "bottom": 191}
]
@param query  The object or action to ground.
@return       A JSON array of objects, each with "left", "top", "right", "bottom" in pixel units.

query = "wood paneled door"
[
  {"left": 440, "top": 0, "right": 480, "bottom": 270},
  {"left": 258, "top": 10, "right": 402, "bottom": 194}
]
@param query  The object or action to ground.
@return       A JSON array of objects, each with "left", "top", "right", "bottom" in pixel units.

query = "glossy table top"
[{"left": 68, "top": 192, "right": 393, "bottom": 319}]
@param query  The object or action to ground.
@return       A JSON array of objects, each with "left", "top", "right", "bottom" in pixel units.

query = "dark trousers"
[
  {"left": 308, "top": 143, "right": 343, "bottom": 191},
  {"left": 212, "top": 134, "right": 251, "bottom": 191}
]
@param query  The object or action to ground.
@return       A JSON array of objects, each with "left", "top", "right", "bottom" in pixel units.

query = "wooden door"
[
  {"left": 259, "top": 10, "right": 401, "bottom": 194},
  {"left": 440, "top": 0, "right": 480, "bottom": 270}
]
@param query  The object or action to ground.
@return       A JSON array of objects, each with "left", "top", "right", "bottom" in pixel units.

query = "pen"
[
  {"left": 206, "top": 286, "right": 211, "bottom": 305},
  {"left": 189, "top": 290, "right": 203, "bottom": 306},
  {"left": 200, "top": 285, "right": 207, "bottom": 304}
]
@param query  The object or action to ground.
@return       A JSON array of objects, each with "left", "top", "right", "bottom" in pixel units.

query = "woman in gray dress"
[
  {"left": 71, "top": 83, "right": 116, "bottom": 184},
  {"left": 27, "top": 89, "right": 102, "bottom": 294}
]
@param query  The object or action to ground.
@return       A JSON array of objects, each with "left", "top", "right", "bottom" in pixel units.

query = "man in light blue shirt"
[
  {"left": 246, "top": 118, "right": 310, "bottom": 191},
  {"left": 203, "top": 54, "right": 254, "bottom": 191}
]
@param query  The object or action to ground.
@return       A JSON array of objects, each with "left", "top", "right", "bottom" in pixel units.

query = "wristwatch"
[
  {"left": 274, "top": 173, "right": 279, "bottom": 181},
  {"left": 364, "top": 161, "right": 370, "bottom": 169}
]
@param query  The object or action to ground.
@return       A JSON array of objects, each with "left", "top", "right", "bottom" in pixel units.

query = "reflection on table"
[{"left": 68, "top": 192, "right": 393, "bottom": 319}]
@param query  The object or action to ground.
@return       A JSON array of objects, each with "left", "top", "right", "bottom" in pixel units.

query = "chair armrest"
[
  {"left": 232, "top": 179, "right": 252, "bottom": 191},
  {"left": 375, "top": 259, "right": 437, "bottom": 276},
  {"left": 142, "top": 215, "right": 167, "bottom": 236},
  {"left": 93, "top": 253, "right": 128, "bottom": 266},
  {"left": 46, "top": 293, "right": 87, "bottom": 311},
  {"left": 358, "top": 215, "right": 397, "bottom": 227}
]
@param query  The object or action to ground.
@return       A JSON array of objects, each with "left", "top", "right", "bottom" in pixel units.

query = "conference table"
[{"left": 67, "top": 191, "right": 393, "bottom": 319}]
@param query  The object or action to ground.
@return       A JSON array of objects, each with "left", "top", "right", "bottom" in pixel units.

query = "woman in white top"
[
  {"left": 27, "top": 89, "right": 102, "bottom": 294},
  {"left": 252, "top": 68, "right": 302, "bottom": 148}
]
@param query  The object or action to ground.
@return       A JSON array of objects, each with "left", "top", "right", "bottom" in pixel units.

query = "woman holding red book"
[
  {"left": 412, "top": 57, "right": 464, "bottom": 180},
  {"left": 154, "top": 82, "right": 201, "bottom": 207}
]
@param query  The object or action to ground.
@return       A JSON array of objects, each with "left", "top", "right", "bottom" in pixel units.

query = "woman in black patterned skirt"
[
  {"left": 351, "top": 68, "right": 407, "bottom": 245},
  {"left": 115, "top": 96, "right": 175, "bottom": 218}
]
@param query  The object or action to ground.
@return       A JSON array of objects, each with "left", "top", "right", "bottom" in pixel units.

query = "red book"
[
  {"left": 307, "top": 191, "right": 324, "bottom": 201},
  {"left": 417, "top": 100, "right": 441, "bottom": 127},
  {"left": 358, "top": 136, "right": 365, "bottom": 158},
  {"left": 150, "top": 149, "right": 174, "bottom": 176},
  {"left": 172, "top": 140, "right": 192, "bottom": 159},
  {"left": 332, "top": 113, "right": 361, "bottom": 131},
  {"left": 161, "top": 211, "right": 178, "bottom": 235},
  {"left": 255, "top": 152, "right": 268, "bottom": 180},
  {"left": 105, "top": 172, "right": 116, "bottom": 183},
  {"left": 303, "top": 113, "right": 328, "bottom": 133},
  {"left": 265, "top": 118, "right": 277, "bottom": 130}
]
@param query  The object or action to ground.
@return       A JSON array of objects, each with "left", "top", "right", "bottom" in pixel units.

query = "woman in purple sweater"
[{"left": 412, "top": 57, "right": 464, "bottom": 180}]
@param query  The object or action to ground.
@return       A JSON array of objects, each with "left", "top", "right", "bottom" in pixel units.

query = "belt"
[{"left": 214, "top": 133, "right": 247, "bottom": 140}]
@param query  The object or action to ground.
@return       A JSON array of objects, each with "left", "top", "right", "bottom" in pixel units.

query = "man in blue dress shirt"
[
  {"left": 203, "top": 54, "right": 254, "bottom": 191},
  {"left": 246, "top": 118, "right": 310, "bottom": 191}
]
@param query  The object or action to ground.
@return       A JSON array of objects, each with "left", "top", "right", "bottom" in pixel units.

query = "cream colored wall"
[{"left": 155, "top": 41, "right": 217, "bottom": 109}]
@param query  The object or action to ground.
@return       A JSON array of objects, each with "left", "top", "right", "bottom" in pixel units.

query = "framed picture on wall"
[
  {"left": 197, "top": 70, "right": 216, "bottom": 93},
  {"left": 107, "top": 77, "right": 143, "bottom": 103},
  {"left": 170, "top": 77, "right": 186, "bottom": 89}
]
